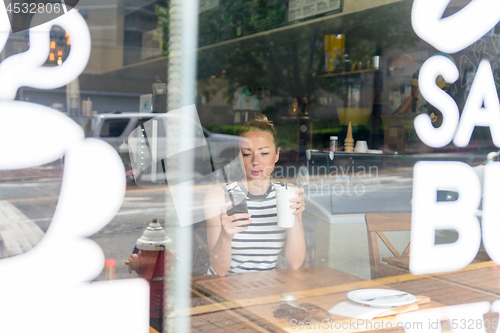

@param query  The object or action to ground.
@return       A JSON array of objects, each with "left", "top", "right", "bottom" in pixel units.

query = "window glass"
[
  {"left": 99, "top": 119, "right": 130, "bottom": 138},
  {"left": 5, "top": 0, "right": 500, "bottom": 332}
]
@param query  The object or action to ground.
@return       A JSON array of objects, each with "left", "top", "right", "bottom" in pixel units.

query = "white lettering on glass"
[
  {"left": 416, "top": 56, "right": 500, "bottom": 148},
  {"left": 412, "top": 1, "right": 500, "bottom": 148},
  {"left": 481, "top": 162, "right": 500, "bottom": 264},
  {"left": 415, "top": 55, "right": 460, "bottom": 148},
  {"left": 0, "top": 5, "right": 149, "bottom": 333},
  {"left": 0, "top": 9, "right": 90, "bottom": 100},
  {"left": 454, "top": 59, "right": 500, "bottom": 147},
  {"left": 410, "top": 162, "right": 481, "bottom": 275},
  {"left": 412, "top": 0, "right": 500, "bottom": 54}
]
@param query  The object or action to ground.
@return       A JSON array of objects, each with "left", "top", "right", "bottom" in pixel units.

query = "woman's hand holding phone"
[{"left": 220, "top": 201, "right": 252, "bottom": 239}]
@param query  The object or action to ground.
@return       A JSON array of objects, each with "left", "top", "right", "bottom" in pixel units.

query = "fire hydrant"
[{"left": 125, "top": 218, "right": 173, "bottom": 332}]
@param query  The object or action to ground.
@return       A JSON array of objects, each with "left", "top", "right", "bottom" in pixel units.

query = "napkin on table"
[{"left": 329, "top": 300, "right": 419, "bottom": 320}]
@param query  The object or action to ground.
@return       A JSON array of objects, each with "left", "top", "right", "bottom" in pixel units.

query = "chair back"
[
  {"left": 365, "top": 213, "right": 411, "bottom": 280},
  {"left": 192, "top": 221, "right": 211, "bottom": 276}
]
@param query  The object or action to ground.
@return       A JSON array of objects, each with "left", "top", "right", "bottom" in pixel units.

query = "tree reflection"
[{"left": 156, "top": 1, "right": 419, "bottom": 101}]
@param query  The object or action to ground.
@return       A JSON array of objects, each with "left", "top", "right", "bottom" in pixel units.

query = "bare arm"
[
  {"left": 204, "top": 186, "right": 252, "bottom": 276},
  {"left": 285, "top": 187, "right": 306, "bottom": 269}
]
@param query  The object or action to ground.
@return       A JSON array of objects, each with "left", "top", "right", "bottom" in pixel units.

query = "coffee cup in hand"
[{"left": 274, "top": 184, "right": 298, "bottom": 228}]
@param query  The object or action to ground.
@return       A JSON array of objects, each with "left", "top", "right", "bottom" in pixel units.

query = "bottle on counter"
[
  {"left": 289, "top": 95, "right": 300, "bottom": 116},
  {"left": 344, "top": 54, "right": 351, "bottom": 72},
  {"left": 330, "top": 136, "right": 338, "bottom": 152},
  {"left": 301, "top": 94, "right": 309, "bottom": 117},
  {"left": 82, "top": 97, "right": 92, "bottom": 117}
]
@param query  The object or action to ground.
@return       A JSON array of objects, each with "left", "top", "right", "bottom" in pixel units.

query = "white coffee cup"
[
  {"left": 354, "top": 140, "right": 368, "bottom": 153},
  {"left": 274, "top": 184, "right": 298, "bottom": 228}
]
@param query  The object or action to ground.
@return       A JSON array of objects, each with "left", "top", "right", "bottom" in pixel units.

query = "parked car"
[{"left": 92, "top": 113, "right": 243, "bottom": 183}]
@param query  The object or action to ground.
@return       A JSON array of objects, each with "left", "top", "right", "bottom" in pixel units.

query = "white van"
[{"left": 92, "top": 113, "right": 242, "bottom": 182}]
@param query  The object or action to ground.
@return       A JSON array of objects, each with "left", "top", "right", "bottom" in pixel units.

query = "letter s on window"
[{"left": 415, "top": 55, "right": 459, "bottom": 148}]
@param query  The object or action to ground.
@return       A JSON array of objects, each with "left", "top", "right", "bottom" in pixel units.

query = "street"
[
  {"left": 0, "top": 167, "right": 419, "bottom": 281},
  {"left": 0, "top": 178, "right": 167, "bottom": 281}
]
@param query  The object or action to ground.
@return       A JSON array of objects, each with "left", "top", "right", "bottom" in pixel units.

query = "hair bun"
[
  {"left": 254, "top": 114, "right": 269, "bottom": 123},
  {"left": 238, "top": 114, "right": 278, "bottom": 146}
]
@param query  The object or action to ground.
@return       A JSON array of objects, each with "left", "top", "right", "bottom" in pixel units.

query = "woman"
[{"left": 204, "top": 115, "right": 306, "bottom": 276}]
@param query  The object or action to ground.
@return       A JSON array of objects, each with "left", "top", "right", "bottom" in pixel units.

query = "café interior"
[
  {"left": 152, "top": 0, "right": 500, "bottom": 331},
  {"left": 3, "top": 0, "right": 500, "bottom": 332}
]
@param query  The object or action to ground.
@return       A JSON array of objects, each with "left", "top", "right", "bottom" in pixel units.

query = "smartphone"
[{"left": 226, "top": 192, "right": 249, "bottom": 228}]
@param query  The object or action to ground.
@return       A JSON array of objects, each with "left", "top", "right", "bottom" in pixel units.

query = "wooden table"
[
  {"left": 187, "top": 263, "right": 500, "bottom": 333},
  {"left": 382, "top": 252, "right": 491, "bottom": 271},
  {"left": 192, "top": 266, "right": 364, "bottom": 303}
]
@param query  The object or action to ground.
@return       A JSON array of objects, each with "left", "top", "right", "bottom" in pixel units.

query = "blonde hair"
[{"left": 239, "top": 114, "right": 278, "bottom": 146}]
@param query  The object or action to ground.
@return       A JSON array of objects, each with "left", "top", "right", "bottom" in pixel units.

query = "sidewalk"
[{"left": 0, "top": 161, "right": 63, "bottom": 182}]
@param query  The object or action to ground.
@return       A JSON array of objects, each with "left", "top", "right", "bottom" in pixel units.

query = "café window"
[{"left": 5, "top": 0, "right": 500, "bottom": 332}]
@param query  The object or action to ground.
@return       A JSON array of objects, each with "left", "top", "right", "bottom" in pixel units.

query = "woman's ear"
[{"left": 275, "top": 148, "right": 280, "bottom": 163}]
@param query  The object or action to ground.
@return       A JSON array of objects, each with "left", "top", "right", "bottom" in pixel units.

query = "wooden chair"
[
  {"left": 365, "top": 213, "right": 491, "bottom": 280},
  {"left": 192, "top": 221, "right": 211, "bottom": 276},
  {"left": 365, "top": 213, "right": 412, "bottom": 280}
]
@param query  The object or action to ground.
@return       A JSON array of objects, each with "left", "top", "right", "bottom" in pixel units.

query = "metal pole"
[
  {"left": 165, "top": 0, "right": 198, "bottom": 332},
  {"left": 151, "top": 119, "right": 158, "bottom": 182}
]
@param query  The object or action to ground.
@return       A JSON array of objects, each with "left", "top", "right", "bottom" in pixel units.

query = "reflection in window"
[{"left": 99, "top": 119, "right": 130, "bottom": 138}]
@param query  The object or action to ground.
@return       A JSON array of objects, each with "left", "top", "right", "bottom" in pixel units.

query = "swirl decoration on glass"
[{"left": 0, "top": 4, "right": 149, "bottom": 333}]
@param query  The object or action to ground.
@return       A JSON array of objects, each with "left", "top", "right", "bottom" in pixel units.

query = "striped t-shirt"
[{"left": 207, "top": 181, "right": 286, "bottom": 275}]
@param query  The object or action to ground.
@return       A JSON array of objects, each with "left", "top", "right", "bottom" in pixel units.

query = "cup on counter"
[
  {"left": 274, "top": 184, "right": 298, "bottom": 228},
  {"left": 354, "top": 140, "right": 368, "bottom": 153}
]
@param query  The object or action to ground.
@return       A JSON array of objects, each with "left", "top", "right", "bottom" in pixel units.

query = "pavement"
[
  {"left": 0, "top": 174, "right": 165, "bottom": 281},
  {"left": 0, "top": 160, "right": 63, "bottom": 182},
  {"left": 0, "top": 200, "right": 45, "bottom": 257}
]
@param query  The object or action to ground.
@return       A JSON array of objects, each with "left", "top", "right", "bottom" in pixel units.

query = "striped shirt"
[{"left": 207, "top": 181, "right": 285, "bottom": 275}]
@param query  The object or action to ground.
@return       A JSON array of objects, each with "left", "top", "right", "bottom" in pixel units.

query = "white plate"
[
  {"left": 347, "top": 289, "right": 416, "bottom": 308},
  {"left": 367, "top": 149, "right": 383, "bottom": 154}
]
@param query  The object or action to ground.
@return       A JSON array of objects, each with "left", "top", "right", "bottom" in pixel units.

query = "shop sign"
[
  {"left": 288, "top": 0, "right": 342, "bottom": 22},
  {"left": 392, "top": 3, "right": 500, "bottom": 329},
  {"left": 410, "top": 0, "right": 500, "bottom": 275}
]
